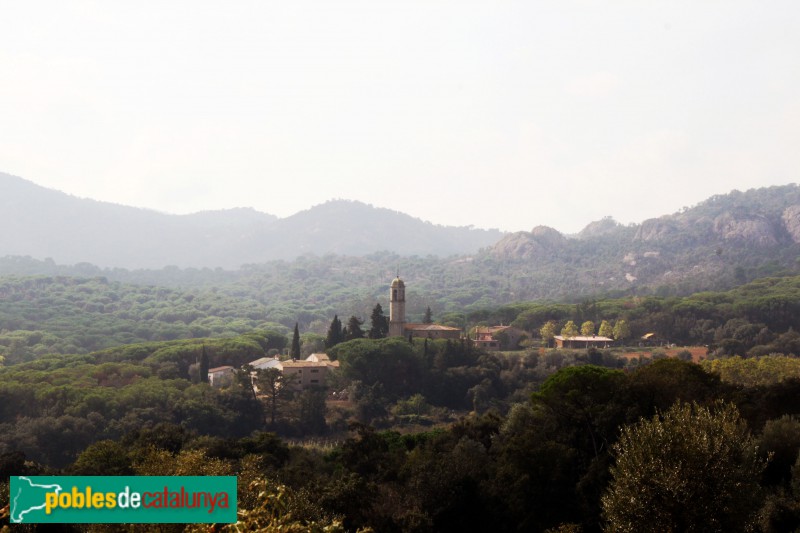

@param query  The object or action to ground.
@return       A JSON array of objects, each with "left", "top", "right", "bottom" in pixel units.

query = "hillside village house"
[
  {"left": 388, "top": 276, "right": 461, "bottom": 340},
  {"left": 473, "top": 325, "right": 527, "bottom": 351},
  {"left": 281, "top": 360, "right": 336, "bottom": 391},
  {"left": 246, "top": 353, "right": 339, "bottom": 392},
  {"left": 554, "top": 335, "right": 613, "bottom": 349},
  {"left": 208, "top": 365, "right": 235, "bottom": 387}
]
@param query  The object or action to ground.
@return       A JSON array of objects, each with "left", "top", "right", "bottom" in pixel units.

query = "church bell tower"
[{"left": 388, "top": 276, "right": 406, "bottom": 337}]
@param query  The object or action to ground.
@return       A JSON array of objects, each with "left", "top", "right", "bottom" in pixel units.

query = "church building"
[{"left": 388, "top": 276, "right": 461, "bottom": 340}]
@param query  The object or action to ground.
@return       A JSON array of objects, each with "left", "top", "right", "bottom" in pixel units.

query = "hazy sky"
[{"left": 1, "top": 2, "right": 798, "bottom": 233}]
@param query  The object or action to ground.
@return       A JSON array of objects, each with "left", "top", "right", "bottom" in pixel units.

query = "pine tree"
[
  {"left": 199, "top": 345, "right": 209, "bottom": 383},
  {"left": 345, "top": 315, "right": 365, "bottom": 341},
  {"left": 423, "top": 306, "right": 433, "bottom": 324},
  {"left": 368, "top": 303, "right": 389, "bottom": 339},
  {"left": 291, "top": 322, "right": 301, "bottom": 359},
  {"left": 325, "top": 315, "right": 343, "bottom": 348}
]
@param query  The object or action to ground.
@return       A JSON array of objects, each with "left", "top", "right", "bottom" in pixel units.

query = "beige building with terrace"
[{"left": 275, "top": 353, "right": 339, "bottom": 391}]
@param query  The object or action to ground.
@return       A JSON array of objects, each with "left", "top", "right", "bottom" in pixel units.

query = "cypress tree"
[
  {"left": 291, "top": 322, "right": 301, "bottom": 359},
  {"left": 423, "top": 306, "right": 433, "bottom": 324},
  {"left": 200, "top": 345, "right": 209, "bottom": 383},
  {"left": 325, "top": 315, "right": 343, "bottom": 348}
]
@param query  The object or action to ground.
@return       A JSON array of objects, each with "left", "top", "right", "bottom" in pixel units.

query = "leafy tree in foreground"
[
  {"left": 581, "top": 320, "right": 595, "bottom": 337},
  {"left": 602, "top": 401, "right": 765, "bottom": 532}
]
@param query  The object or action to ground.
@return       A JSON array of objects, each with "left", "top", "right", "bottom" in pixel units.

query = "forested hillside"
[{"left": 3, "top": 268, "right": 800, "bottom": 364}]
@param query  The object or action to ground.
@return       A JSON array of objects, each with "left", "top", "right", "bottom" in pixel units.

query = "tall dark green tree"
[
  {"left": 199, "top": 345, "right": 209, "bottom": 383},
  {"left": 291, "top": 322, "right": 301, "bottom": 359},
  {"left": 346, "top": 316, "right": 365, "bottom": 341},
  {"left": 368, "top": 304, "right": 389, "bottom": 339},
  {"left": 423, "top": 306, "right": 433, "bottom": 324},
  {"left": 325, "top": 315, "right": 344, "bottom": 348}
]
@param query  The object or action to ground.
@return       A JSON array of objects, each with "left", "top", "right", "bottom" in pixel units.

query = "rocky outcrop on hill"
[
  {"left": 712, "top": 214, "right": 778, "bottom": 246},
  {"left": 577, "top": 217, "right": 621, "bottom": 239},
  {"left": 490, "top": 225, "right": 566, "bottom": 260},
  {"left": 634, "top": 217, "right": 680, "bottom": 242},
  {"left": 782, "top": 205, "right": 800, "bottom": 243}
]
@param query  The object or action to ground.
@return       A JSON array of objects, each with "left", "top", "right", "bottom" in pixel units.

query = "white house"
[{"left": 208, "top": 365, "right": 236, "bottom": 387}]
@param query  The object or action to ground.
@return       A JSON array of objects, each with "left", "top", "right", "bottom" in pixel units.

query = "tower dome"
[{"left": 389, "top": 276, "right": 406, "bottom": 337}]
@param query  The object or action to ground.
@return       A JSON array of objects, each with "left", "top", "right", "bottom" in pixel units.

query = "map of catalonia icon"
[{"left": 10, "top": 476, "right": 63, "bottom": 523}]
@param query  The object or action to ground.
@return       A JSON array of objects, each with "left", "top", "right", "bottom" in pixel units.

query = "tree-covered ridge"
[
  {"left": 0, "top": 275, "right": 287, "bottom": 364},
  {"left": 4, "top": 269, "right": 800, "bottom": 364}
]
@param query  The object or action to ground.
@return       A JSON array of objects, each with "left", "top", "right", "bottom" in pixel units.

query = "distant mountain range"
[
  {"left": 0, "top": 173, "right": 505, "bottom": 268},
  {"left": 3, "top": 172, "right": 800, "bottom": 301}
]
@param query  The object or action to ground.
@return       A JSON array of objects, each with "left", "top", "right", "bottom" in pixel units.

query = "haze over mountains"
[
  {"left": 0, "top": 173, "right": 504, "bottom": 268},
  {"left": 3, "top": 172, "right": 800, "bottom": 299}
]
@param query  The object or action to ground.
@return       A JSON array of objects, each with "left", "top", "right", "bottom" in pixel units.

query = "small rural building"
[
  {"left": 554, "top": 335, "right": 613, "bottom": 349},
  {"left": 281, "top": 356, "right": 340, "bottom": 391},
  {"left": 208, "top": 365, "right": 236, "bottom": 387},
  {"left": 473, "top": 325, "right": 527, "bottom": 351}
]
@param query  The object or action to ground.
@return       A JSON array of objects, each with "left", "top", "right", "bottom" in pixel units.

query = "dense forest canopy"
[{"left": 2, "top": 270, "right": 800, "bottom": 364}]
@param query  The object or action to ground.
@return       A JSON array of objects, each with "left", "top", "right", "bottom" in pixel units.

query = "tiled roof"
[
  {"left": 405, "top": 323, "right": 461, "bottom": 332},
  {"left": 475, "top": 325, "right": 512, "bottom": 334},
  {"left": 208, "top": 366, "right": 234, "bottom": 373},
  {"left": 281, "top": 360, "right": 338, "bottom": 368}
]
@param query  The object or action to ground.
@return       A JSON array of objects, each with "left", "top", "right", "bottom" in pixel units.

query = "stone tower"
[{"left": 388, "top": 276, "right": 406, "bottom": 337}]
